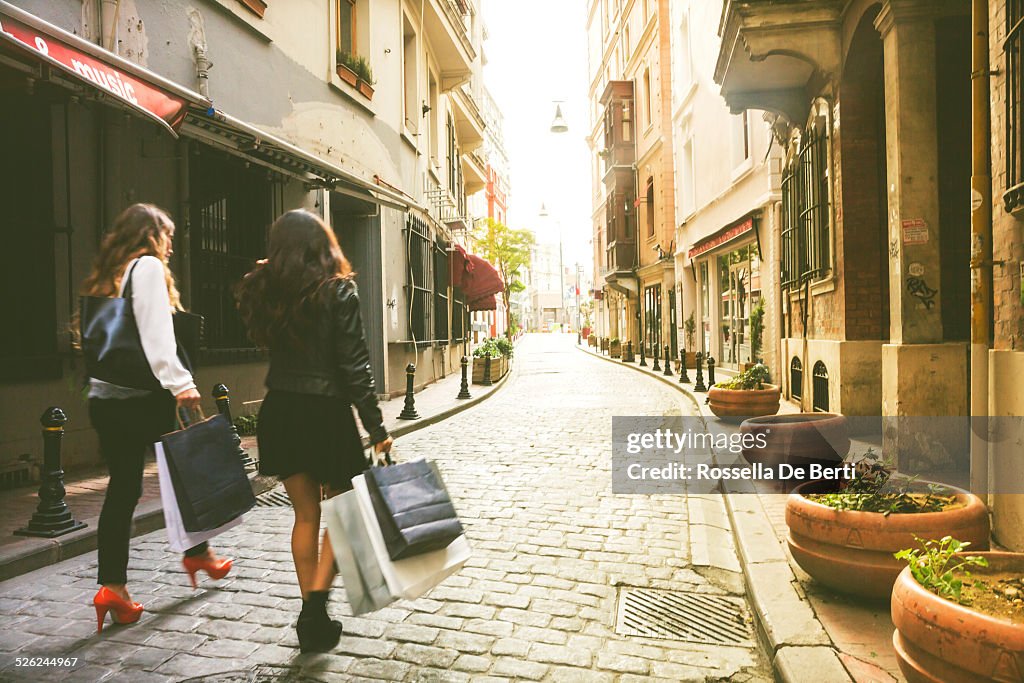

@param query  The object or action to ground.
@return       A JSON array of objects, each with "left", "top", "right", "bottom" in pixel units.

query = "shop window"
[
  {"left": 781, "top": 119, "right": 830, "bottom": 287},
  {"left": 190, "top": 148, "right": 273, "bottom": 357},
  {"left": 1005, "top": 0, "right": 1024, "bottom": 211},
  {"left": 0, "top": 95, "right": 58, "bottom": 382}
]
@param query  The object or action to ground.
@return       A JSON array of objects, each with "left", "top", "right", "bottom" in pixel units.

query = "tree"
[{"left": 472, "top": 218, "right": 535, "bottom": 338}]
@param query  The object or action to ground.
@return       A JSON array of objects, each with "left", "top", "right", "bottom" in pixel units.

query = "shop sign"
[
  {"left": 0, "top": 10, "right": 188, "bottom": 134},
  {"left": 687, "top": 218, "right": 753, "bottom": 259}
]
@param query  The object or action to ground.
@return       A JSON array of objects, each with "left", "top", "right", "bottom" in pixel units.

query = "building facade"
[
  {"left": 670, "top": 0, "right": 783, "bottom": 376},
  {"left": 586, "top": 0, "right": 677, "bottom": 360},
  {"left": 0, "top": 0, "right": 489, "bottom": 475}
]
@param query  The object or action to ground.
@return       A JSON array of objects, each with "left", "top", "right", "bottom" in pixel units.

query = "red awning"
[
  {"left": 0, "top": 4, "right": 195, "bottom": 136},
  {"left": 460, "top": 254, "right": 503, "bottom": 302},
  {"left": 687, "top": 217, "right": 754, "bottom": 259},
  {"left": 451, "top": 244, "right": 474, "bottom": 289},
  {"left": 468, "top": 294, "right": 497, "bottom": 311}
]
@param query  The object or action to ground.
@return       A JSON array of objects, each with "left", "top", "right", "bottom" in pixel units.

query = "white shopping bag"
[
  {"left": 156, "top": 442, "right": 244, "bottom": 553},
  {"left": 351, "top": 473, "right": 471, "bottom": 601},
  {"left": 323, "top": 491, "right": 395, "bottom": 615}
]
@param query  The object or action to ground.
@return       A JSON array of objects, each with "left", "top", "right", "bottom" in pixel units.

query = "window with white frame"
[
  {"left": 337, "top": 0, "right": 356, "bottom": 55},
  {"left": 642, "top": 68, "right": 652, "bottom": 130},
  {"left": 681, "top": 136, "right": 695, "bottom": 217},
  {"left": 675, "top": 10, "right": 692, "bottom": 97},
  {"left": 730, "top": 111, "right": 751, "bottom": 169},
  {"left": 402, "top": 15, "right": 418, "bottom": 132}
]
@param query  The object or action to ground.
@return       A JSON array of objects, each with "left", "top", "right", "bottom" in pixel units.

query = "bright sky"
[{"left": 481, "top": 0, "right": 593, "bottom": 270}]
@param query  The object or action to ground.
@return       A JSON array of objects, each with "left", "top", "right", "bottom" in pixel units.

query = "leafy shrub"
[
  {"left": 473, "top": 337, "right": 513, "bottom": 359},
  {"left": 233, "top": 413, "right": 258, "bottom": 437},
  {"left": 714, "top": 363, "right": 770, "bottom": 390},
  {"left": 808, "top": 449, "right": 957, "bottom": 515},
  {"left": 894, "top": 536, "right": 989, "bottom": 605},
  {"left": 336, "top": 50, "right": 374, "bottom": 84}
]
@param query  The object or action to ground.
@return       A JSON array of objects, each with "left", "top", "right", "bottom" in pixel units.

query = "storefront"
[
  {"left": 689, "top": 215, "right": 762, "bottom": 371},
  {"left": 0, "top": 2, "right": 411, "bottom": 472}
]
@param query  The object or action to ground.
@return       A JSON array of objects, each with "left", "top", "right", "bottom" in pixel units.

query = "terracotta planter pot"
[
  {"left": 892, "top": 552, "right": 1023, "bottom": 682},
  {"left": 740, "top": 412, "right": 850, "bottom": 468},
  {"left": 707, "top": 384, "right": 781, "bottom": 422},
  {"left": 357, "top": 79, "right": 374, "bottom": 100},
  {"left": 786, "top": 481, "right": 990, "bottom": 600},
  {"left": 336, "top": 64, "right": 358, "bottom": 87}
]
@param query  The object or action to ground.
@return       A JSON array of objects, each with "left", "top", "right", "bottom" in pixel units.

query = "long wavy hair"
[
  {"left": 80, "top": 203, "right": 182, "bottom": 307},
  {"left": 235, "top": 209, "right": 353, "bottom": 349}
]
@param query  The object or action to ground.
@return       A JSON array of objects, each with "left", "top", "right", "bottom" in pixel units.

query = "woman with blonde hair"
[
  {"left": 82, "top": 203, "right": 232, "bottom": 632},
  {"left": 236, "top": 209, "right": 392, "bottom": 652}
]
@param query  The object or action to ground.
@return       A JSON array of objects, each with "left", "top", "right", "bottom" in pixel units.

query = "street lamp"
[
  {"left": 550, "top": 103, "right": 569, "bottom": 134},
  {"left": 546, "top": 102, "right": 569, "bottom": 331}
]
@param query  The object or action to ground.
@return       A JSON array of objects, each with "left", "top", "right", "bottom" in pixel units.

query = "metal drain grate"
[
  {"left": 615, "top": 587, "right": 751, "bottom": 645},
  {"left": 255, "top": 488, "right": 291, "bottom": 507}
]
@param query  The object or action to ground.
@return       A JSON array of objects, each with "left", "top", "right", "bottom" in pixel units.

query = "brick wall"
[{"left": 991, "top": 0, "right": 1024, "bottom": 350}]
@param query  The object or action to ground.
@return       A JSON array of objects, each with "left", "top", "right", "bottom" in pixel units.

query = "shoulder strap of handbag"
[{"left": 120, "top": 258, "right": 141, "bottom": 300}]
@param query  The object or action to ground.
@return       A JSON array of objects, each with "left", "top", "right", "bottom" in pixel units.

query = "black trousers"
[{"left": 89, "top": 392, "right": 206, "bottom": 585}]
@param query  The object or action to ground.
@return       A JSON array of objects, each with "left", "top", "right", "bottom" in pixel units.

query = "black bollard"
[
  {"left": 457, "top": 356, "right": 472, "bottom": 399},
  {"left": 398, "top": 363, "right": 420, "bottom": 420},
  {"left": 15, "top": 408, "right": 87, "bottom": 538},
  {"left": 623, "top": 340, "right": 633, "bottom": 363},
  {"left": 213, "top": 384, "right": 255, "bottom": 469},
  {"left": 707, "top": 355, "right": 716, "bottom": 388},
  {"left": 679, "top": 349, "right": 690, "bottom": 383},
  {"left": 663, "top": 345, "right": 674, "bottom": 376},
  {"left": 693, "top": 352, "right": 707, "bottom": 392},
  {"left": 652, "top": 344, "right": 661, "bottom": 372},
  {"left": 638, "top": 341, "right": 647, "bottom": 367}
]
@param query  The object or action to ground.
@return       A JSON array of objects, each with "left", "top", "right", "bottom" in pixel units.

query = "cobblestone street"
[{"left": 0, "top": 335, "right": 770, "bottom": 683}]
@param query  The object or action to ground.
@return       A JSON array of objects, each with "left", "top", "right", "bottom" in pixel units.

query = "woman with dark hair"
[
  {"left": 81, "top": 203, "right": 232, "bottom": 633},
  {"left": 236, "top": 209, "right": 393, "bottom": 653}
]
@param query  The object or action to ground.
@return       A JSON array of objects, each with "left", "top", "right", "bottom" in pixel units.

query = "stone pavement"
[
  {"left": 582, "top": 342, "right": 902, "bottom": 682},
  {"left": 0, "top": 333, "right": 771, "bottom": 682},
  {"left": 0, "top": 360, "right": 507, "bottom": 582}
]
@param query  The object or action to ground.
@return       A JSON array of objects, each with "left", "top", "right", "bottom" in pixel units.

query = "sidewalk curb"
[
  {"left": 576, "top": 345, "right": 853, "bottom": 683},
  {"left": 0, "top": 363, "right": 513, "bottom": 583}
]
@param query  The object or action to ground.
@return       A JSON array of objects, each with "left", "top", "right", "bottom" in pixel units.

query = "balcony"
[
  {"left": 462, "top": 150, "right": 487, "bottom": 195},
  {"left": 451, "top": 84, "right": 486, "bottom": 152},
  {"left": 604, "top": 241, "right": 637, "bottom": 295},
  {"left": 424, "top": 0, "right": 476, "bottom": 90},
  {"left": 715, "top": 0, "right": 842, "bottom": 124}
]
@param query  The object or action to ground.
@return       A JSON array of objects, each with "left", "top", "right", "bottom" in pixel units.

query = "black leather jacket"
[{"left": 265, "top": 279, "right": 389, "bottom": 444}]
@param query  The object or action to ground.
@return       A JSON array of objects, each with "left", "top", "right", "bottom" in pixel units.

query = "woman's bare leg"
[
  {"left": 283, "top": 473, "right": 322, "bottom": 599},
  {"left": 311, "top": 485, "right": 342, "bottom": 592}
]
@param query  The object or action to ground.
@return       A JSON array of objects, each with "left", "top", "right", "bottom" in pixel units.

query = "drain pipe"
[
  {"left": 194, "top": 45, "right": 212, "bottom": 98},
  {"left": 99, "top": 0, "right": 120, "bottom": 52},
  {"left": 969, "top": 0, "right": 992, "bottom": 497}
]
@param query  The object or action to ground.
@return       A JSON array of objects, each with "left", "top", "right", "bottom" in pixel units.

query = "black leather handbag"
[
  {"left": 160, "top": 413, "right": 256, "bottom": 532},
  {"left": 365, "top": 459, "right": 464, "bottom": 561},
  {"left": 80, "top": 260, "right": 201, "bottom": 390}
]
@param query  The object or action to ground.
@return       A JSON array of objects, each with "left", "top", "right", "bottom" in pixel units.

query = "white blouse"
[{"left": 88, "top": 256, "right": 196, "bottom": 398}]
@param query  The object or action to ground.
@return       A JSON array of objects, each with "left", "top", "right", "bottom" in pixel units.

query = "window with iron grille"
[
  {"left": 812, "top": 360, "right": 829, "bottom": 412},
  {"left": 1005, "top": 0, "right": 1024, "bottom": 211},
  {"left": 190, "top": 148, "right": 274, "bottom": 355},
  {"left": 434, "top": 238, "right": 449, "bottom": 344},
  {"left": 406, "top": 215, "right": 434, "bottom": 344},
  {"left": 781, "top": 122, "right": 830, "bottom": 288},
  {"left": 790, "top": 356, "right": 803, "bottom": 400},
  {"left": 452, "top": 288, "right": 466, "bottom": 342}
]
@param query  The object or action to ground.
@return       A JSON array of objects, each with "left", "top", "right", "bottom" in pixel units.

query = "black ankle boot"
[{"left": 296, "top": 590, "right": 343, "bottom": 653}]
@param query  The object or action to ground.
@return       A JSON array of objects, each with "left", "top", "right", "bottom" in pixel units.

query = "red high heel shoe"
[
  {"left": 93, "top": 586, "right": 143, "bottom": 633},
  {"left": 182, "top": 554, "right": 233, "bottom": 589}
]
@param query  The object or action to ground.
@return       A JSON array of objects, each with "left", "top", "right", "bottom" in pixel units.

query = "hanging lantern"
[{"left": 550, "top": 103, "right": 569, "bottom": 133}]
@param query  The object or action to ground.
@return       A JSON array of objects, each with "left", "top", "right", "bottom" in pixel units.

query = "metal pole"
[
  {"left": 694, "top": 352, "right": 707, "bottom": 392},
  {"left": 663, "top": 345, "right": 673, "bottom": 376},
  {"left": 679, "top": 348, "right": 690, "bottom": 383},
  {"left": 969, "top": 0, "right": 992, "bottom": 496},
  {"left": 457, "top": 355, "right": 472, "bottom": 399},
  {"left": 16, "top": 408, "right": 86, "bottom": 538},
  {"left": 213, "top": 384, "right": 255, "bottom": 469},
  {"left": 398, "top": 363, "right": 420, "bottom": 420}
]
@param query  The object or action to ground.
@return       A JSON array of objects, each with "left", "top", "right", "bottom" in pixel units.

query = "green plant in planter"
[
  {"left": 609, "top": 337, "right": 620, "bottom": 345},
  {"left": 715, "top": 363, "right": 770, "bottom": 390},
  {"left": 808, "top": 448, "right": 957, "bottom": 515},
  {"left": 894, "top": 536, "right": 989, "bottom": 605},
  {"left": 473, "top": 337, "right": 513, "bottom": 359},
  {"left": 749, "top": 299, "right": 764, "bottom": 363},
  {"left": 684, "top": 313, "right": 696, "bottom": 350},
  {"left": 233, "top": 413, "right": 259, "bottom": 437},
  {"left": 336, "top": 50, "right": 374, "bottom": 85}
]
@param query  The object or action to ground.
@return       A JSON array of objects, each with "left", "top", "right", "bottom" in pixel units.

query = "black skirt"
[{"left": 256, "top": 390, "right": 367, "bottom": 490}]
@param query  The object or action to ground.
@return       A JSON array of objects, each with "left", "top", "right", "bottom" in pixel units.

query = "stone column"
[{"left": 876, "top": 0, "right": 969, "bottom": 472}]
